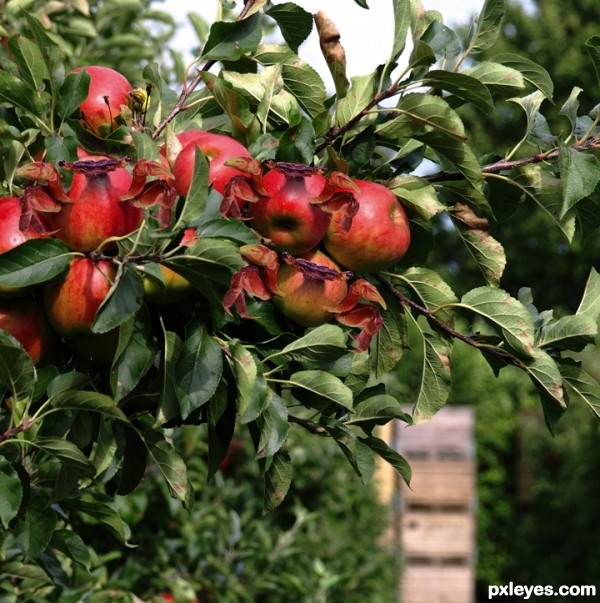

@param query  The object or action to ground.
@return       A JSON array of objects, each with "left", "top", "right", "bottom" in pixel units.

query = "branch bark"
[{"left": 376, "top": 276, "right": 526, "bottom": 370}]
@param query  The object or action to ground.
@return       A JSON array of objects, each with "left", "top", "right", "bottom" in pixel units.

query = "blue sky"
[{"left": 165, "top": 0, "right": 487, "bottom": 77}]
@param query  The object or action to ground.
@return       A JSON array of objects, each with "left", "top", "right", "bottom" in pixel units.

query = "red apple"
[
  {"left": 0, "top": 196, "right": 49, "bottom": 254},
  {"left": 323, "top": 179, "right": 410, "bottom": 273},
  {"left": 273, "top": 250, "right": 348, "bottom": 327},
  {"left": 167, "top": 131, "right": 251, "bottom": 195},
  {"left": 0, "top": 196, "right": 50, "bottom": 297},
  {"left": 44, "top": 257, "right": 119, "bottom": 361},
  {"left": 70, "top": 66, "right": 132, "bottom": 136},
  {"left": 0, "top": 297, "right": 55, "bottom": 364},
  {"left": 248, "top": 170, "right": 330, "bottom": 255},
  {"left": 48, "top": 155, "right": 141, "bottom": 252}
]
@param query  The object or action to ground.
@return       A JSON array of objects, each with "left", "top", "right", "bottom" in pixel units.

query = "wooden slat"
[
  {"left": 400, "top": 564, "right": 474, "bottom": 603},
  {"left": 401, "top": 460, "right": 475, "bottom": 507},
  {"left": 402, "top": 511, "right": 474, "bottom": 558},
  {"left": 396, "top": 406, "right": 475, "bottom": 459}
]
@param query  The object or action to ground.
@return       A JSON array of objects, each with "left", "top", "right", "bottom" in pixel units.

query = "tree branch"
[
  {"left": 288, "top": 414, "right": 328, "bottom": 435},
  {"left": 423, "top": 137, "right": 600, "bottom": 183},
  {"left": 376, "top": 276, "right": 526, "bottom": 369},
  {"left": 151, "top": 0, "right": 259, "bottom": 141}
]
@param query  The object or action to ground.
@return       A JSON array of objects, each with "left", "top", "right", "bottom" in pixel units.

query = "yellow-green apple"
[
  {"left": 44, "top": 257, "right": 118, "bottom": 361},
  {"left": 272, "top": 249, "right": 349, "bottom": 327}
]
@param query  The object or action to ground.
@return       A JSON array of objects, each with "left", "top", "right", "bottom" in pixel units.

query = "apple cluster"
[{"left": 1, "top": 64, "right": 413, "bottom": 365}]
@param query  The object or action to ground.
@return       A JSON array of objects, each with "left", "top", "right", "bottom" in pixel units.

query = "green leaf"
[
  {"left": 421, "top": 70, "right": 494, "bottom": 113},
  {"left": 523, "top": 349, "right": 566, "bottom": 434},
  {"left": 558, "top": 87, "right": 583, "bottom": 137},
  {"left": 511, "top": 164, "right": 576, "bottom": 242},
  {"left": 176, "top": 146, "right": 209, "bottom": 229},
  {"left": 492, "top": 52, "right": 554, "bottom": 100},
  {"left": 196, "top": 217, "right": 261, "bottom": 245},
  {"left": 175, "top": 320, "right": 223, "bottom": 419},
  {"left": 560, "top": 362, "right": 600, "bottom": 420},
  {"left": 155, "top": 331, "right": 185, "bottom": 427},
  {"left": 389, "top": 175, "right": 445, "bottom": 221},
  {"left": 469, "top": 0, "right": 506, "bottom": 52},
  {"left": 201, "top": 74, "right": 258, "bottom": 143},
  {"left": 74, "top": 495, "right": 131, "bottom": 543},
  {"left": 92, "top": 267, "right": 145, "bottom": 334},
  {"left": 276, "top": 117, "right": 316, "bottom": 164},
  {"left": 167, "top": 238, "right": 244, "bottom": 287},
  {"left": 405, "top": 314, "right": 453, "bottom": 424},
  {"left": 281, "top": 62, "right": 327, "bottom": 119},
  {"left": 229, "top": 341, "right": 267, "bottom": 424},
  {"left": 359, "top": 436, "right": 411, "bottom": 485},
  {"left": 373, "top": 289, "right": 408, "bottom": 377},
  {"left": 0, "top": 69, "right": 43, "bottom": 115},
  {"left": 536, "top": 314, "right": 597, "bottom": 351},
  {"left": 576, "top": 267, "right": 600, "bottom": 323},
  {"left": 320, "top": 418, "right": 375, "bottom": 483},
  {"left": 459, "top": 287, "right": 535, "bottom": 357},
  {"left": 50, "top": 390, "right": 128, "bottom": 422},
  {"left": 50, "top": 529, "right": 91, "bottom": 571},
  {"left": 0, "top": 239, "right": 73, "bottom": 288},
  {"left": 0, "top": 333, "right": 36, "bottom": 402},
  {"left": 390, "top": 0, "right": 412, "bottom": 63},
  {"left": 0, "top": 460, "right": 23, "bottom": 529},
  {"left": 376, "top": 93, "right": 468, "bottom": 143},
  {"left": 7, "top": 36, "right": 49, "bottom": 93},
  {"left": 202, "top": 14, "right": 262, "bottom": 61},
  {"left": 207, "top": 382, "right": 236, "bottom": 480},
  {"left": 288, "top": 370, "right": 353, "bottom": 411},
  {"left": 335, "top": 72, "right": 376, "bottom": 130},
  {"left": 450, "top": 212, "right": 506, "bottom": 287},
  {"left": 110, "top": 311, "right": 155, "bottom": 402},
  {"left": 394, "top": 267, "right": 458, "bottom": 325},
  {"left": 34, "top": 437, "right": 95, "bottom": 478},
  {"left": 57, "top": 68, "right": 90, "bottom": 122},
  {"left": 14, "top": 501, "right": 57, "bottom": 561},
  {"left": 464, "top": 61, "right": 525, "bottom": 95},
  {"left": 254, "top": 389, "right": 290, "bottom": 459},
  {"left": 558, "top": 142, "right": 600, "bottom": 218},
  {"left": 142, "top": 428, "right": 191, "bottom": 506},
  {"left": 266, "top": 3, "right": 313, "bottom": 53},
  {"left": 269, "top": 324, "right": 348, "bottom": 368},
  {"left": 264, "top": 449, "right": 293, "bottom": 512},
  {"left": 347, "top": 394, "right": 408, "bottom": 433},
  {"left": 585, "top": 35, "right": 600, "bottom": 91}
]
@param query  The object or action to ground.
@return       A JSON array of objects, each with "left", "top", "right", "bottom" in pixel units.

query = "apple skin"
[
  {"left": 143, "top": 264, "right": 192, "bottom": 305},
  {"left": 70, "top": 66, "right": 132, "bottom": 136},
  {"left": 49, "top": 155, "right": 141, "bottom": 253},
  {"left": 0, "top": 196, "right": 49, "bottom": 254},
  {"left": 168, "top": 131, "right": 251, "bottom": 196},
  {"left": 0, "top": 297, "right": 55, "bottom": 365},
  {"left": 248, "top": 172, "right": 330, "bottom": 255},
  {"left": 0, "top": 196, "right": 50, "bottom": 297},
  {"left": 44, "top": 257, "right": 119, "bottom": 361},
  {"left": 323, "top": 179, "right": 410, "bottom": 273},
  {"left": 272, "top": 250, "right": 348, "bottom": 327}
]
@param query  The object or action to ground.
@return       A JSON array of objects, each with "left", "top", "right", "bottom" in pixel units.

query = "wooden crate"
[
  {"left": 402, "top": 511, "right": 475, "bottom": 558},
  {"left": 400, "top": 563, "right": 474, "bottom": 603},
  {"left": 401, "top": 459, "right": 475, "bottom": 509}
]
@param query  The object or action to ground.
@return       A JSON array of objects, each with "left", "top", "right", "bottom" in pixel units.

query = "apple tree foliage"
[{"left": 1, "top": 0, "right": 600, "bottom": 597}]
